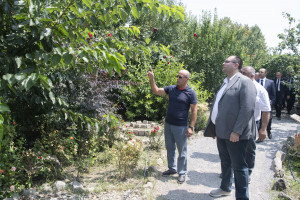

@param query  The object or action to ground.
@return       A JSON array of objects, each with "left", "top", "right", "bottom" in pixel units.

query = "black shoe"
[
  {"left": 256, "top": 139, "right": 263, "bottom": 143},
  {"left": 277, "top": 117, "right": 281, "bottom": 120},
  {"left": 162, "top": 170, "right": 177, "bottom": 176},
  {"left": 268, "top": 131, "right": 272, "bottom": 139},
  {"left": 177, "top": 175, "right": 185, "bottom": 184}
]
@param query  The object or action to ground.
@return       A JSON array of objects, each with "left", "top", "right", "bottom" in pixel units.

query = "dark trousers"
[
  {"left": 287, "top": 93, "right": 296, "bottom": 113},
  {"left": 217, "top": 138, "right": 249, "bottom": 200},
  {"left": 246, "top": 121, "right": 260, "bottom": 176},
  {"left": 275, "top": 92, "right": 285, "bottom": 117}
]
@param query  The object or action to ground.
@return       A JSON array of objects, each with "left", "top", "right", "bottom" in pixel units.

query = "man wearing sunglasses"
[
  {"left": 204, "top": 56, "right": 256, "bottom": 200},
  {"left": 147, "top": 68, "right": 197, "bottom": 184}
]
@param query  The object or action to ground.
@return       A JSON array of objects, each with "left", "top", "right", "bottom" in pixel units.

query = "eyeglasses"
[
  {"left": 224, "top": 60, "right": 236, "bottom": 64},
  {"left": 176, "top": 75, "right": 188, "bottom": 79}
]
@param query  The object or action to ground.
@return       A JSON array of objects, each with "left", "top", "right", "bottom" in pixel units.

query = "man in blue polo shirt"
[{"left": 147, "top": 68, "right": 197, "bottom": 184}]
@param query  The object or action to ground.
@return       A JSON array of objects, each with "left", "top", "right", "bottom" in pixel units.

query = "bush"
[
  {"left": 190, "top": 103, "right": 210, "bottom": 132},
  {"left": 148, "top": 125, "right": 164, "bottom": 151},
  {"left": 112, "top": 132, "right": 143, "bottom": 179},
  {"left": 119, "top": 60, "right": 210, "bottom": 121}
]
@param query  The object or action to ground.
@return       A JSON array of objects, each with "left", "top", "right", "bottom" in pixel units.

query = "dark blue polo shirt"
[{"left": 164, "top": 85, "right": 197, "bottom": 126}]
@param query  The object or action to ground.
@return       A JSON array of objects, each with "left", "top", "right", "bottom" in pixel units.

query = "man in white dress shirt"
[{"left": 241, "top": 66, "right": 271, "bottom": 181}]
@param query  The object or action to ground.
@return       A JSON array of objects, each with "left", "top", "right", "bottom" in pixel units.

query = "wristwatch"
[{"left": 189, "top": 126, "right": 194, "bottom": 132}]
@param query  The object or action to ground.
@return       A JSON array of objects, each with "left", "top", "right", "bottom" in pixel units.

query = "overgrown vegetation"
[{"left": 281, "top": 145, "right": 300, "bottom": 200}]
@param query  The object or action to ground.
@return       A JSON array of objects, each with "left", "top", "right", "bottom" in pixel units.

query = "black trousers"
[
  {"left": 275, "top": 92, "right": 285, "bottom": 117},
  {"left": 286, "top": 93, "right": 296, "bottom": 113}
]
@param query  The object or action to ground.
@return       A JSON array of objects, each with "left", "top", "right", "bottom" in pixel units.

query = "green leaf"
[
  {"left": 131, "top": 26, "right": 140, "bottom": 37},
  {"left": 174, "top": 10, "right": 185, "bottom": 21},
  {"left": 52, "top": 54, "right": 61, "bottom": 66},
  {"left": 40, "top": 28, "right": 52, "bottom": 40},
  {"left": 70, "top": 6, "right": 82, "bottom": 17},
  {"left": 15, "top": 57, "right": 22, "bottom": 68},
  {"left": 49, "top": 92, "right": 56, "bottom": 104},
  {"left": 23, "top": 76, "right": 34, "bottom": 91},
  {"left": 0, "top": 124, "right": 3, "bottom": 145},
  {"left": 110, "top": 14, "right": 119, "bottom": 23},
  {"left": 45, "top": 7, "right": 61, "bottom": 13},
  {"left": 58, "top": 25, "right": 69, "bottom": 37},
  {"left": 14, "top": 13, "right": 29, "bottom": 20},
  {"left": 0, "top": 103, "right": 11, "bottom": 113},
  {"left": 82, "top": 0, "right": 92, "bottom": 9},
  {"left": 3, "top": 74, "right": 16, "bottom": 86},
  {"left": 2, "top": 74, "right": 13, "bottom": 81},
  {"left": 39, "top": 18, "right": 53, "bottom": 22},
  {"left": 146, "top": 38, "right": 151, "bottom": 45},
  {"left": 118, "top": 8, "right": 128, "bottom": 22},
  {"left": 39, "top": 75, "right": 50, "bottom": 90},
  {"left": 63, "top": 53, "right": 73, "bottom": 65},
  {"left": 131, "top": 6, "right": 139, "bottom": 19}
]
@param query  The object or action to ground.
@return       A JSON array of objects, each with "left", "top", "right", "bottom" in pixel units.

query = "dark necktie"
[{"left": 260, "top": 79, "right": 263, "bottom": 86}]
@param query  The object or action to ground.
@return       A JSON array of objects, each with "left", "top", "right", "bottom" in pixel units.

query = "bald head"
[
  {"left": 179, "top": 70, "right": 190, "bottom": 78},
  {"left": 241, "top": 66, "right": 255, "bottom": 80}
]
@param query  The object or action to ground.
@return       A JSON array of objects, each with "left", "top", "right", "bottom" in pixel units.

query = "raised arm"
[{"left": 147, "top": 68, "right": 166, "bottom": 95}]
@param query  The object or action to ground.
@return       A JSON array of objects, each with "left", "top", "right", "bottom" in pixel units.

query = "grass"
[
  {"left": 73, "top": 143, "right": 165, "bottom": 199},
  {"left": 280, "top": 148, "right": 300, "bottom": 200}
]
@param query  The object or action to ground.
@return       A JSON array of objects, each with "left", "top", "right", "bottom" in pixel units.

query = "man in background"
[
  {"left": 285, "top": 74, "right": 295, "bottom": 115},
  {"left": 274, "top": 72, "right": 287, "bottom": 120},
  {"left": 257, "top": 68, "right": 276, "bottom": 140}
]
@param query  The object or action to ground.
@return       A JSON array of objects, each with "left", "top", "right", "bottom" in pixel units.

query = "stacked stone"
[{"left": 126, "top": 120, "right": 159, "bottom": 136}]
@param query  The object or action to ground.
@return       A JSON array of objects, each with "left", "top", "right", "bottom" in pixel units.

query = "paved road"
[{"left": 153, "top": 114, "right": 299, "bottom": 200}]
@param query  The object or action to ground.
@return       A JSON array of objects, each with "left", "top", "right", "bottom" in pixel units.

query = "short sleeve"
[{"left": 164, "top": 86, "right": 171, "bottom": 94}]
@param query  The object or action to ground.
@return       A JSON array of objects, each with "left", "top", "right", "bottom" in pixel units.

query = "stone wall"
[{"left": 124, "top": 120, "right": 160, "bottom": 136}]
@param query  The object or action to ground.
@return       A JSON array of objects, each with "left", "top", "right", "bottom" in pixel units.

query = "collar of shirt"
[{"left": 224, "top": 74, "right": 237, "bottom": 84}]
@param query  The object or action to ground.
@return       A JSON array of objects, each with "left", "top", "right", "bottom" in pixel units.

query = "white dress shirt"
[
  {"left": 211, "top": 75, "right": 237, "bottom": 124},
  {"left": 259, "top": 78, "right": 266, "bottom": 87},
  {"left": 253, "top": 80, "right": 271, "bottom": 121}
]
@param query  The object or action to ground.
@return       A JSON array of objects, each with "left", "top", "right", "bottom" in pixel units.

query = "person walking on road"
[
  {"left": 257, "top": 68, "right": 276, "bottom": 140},
  {"left": 286, "top": 74, "right": 296, "bottom": 114},
  {"left": 274, "top": 72, "right": 288, "bottom": 120},
  {"left": 241, "top": 66, "right": 271, "bottom": 183},
  {"left": 147, "top": 68, "right": 197, "bottom": 184},
  {"left": 204, "top": 56, "right": 256, "bottom": 200}
]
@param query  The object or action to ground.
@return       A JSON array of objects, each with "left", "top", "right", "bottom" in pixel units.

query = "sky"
[{"left": 179, "top": 0, "right": 300, "bottom": 49}]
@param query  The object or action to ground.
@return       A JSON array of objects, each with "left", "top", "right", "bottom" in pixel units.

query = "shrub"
[
  {"left": 148, "top": 125, "right": 164, "bottom": 151},
  {"left": 119, "top": 59, "right": 210, "bottom": 121},
  {"left": 189, "top": 103, "right": 209, "bottom": 132},
  {"left": 112, "top": 131, "right": 143, "bottom": 179}
]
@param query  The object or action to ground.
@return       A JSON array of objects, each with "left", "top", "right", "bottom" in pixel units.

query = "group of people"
[{"left": 147, "top": 55, "right": 296, "bottom": 200}]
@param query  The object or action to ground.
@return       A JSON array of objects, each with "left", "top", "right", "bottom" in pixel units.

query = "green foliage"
[
  {"left": 112, "top": 133, "right": 143, "bottom": 179},
  {"left": 133, "top": 4, "right": 269, "bottom": 94},
  {"left": 260, "top": 54, "right": 300, "bottom": 79},
  {"left": 277, "top": 12, "right": 300, "bottom": 56},
  {"left": 189, "top": 103, "right": 209, "bottom": 132},
  {"left": 272, "top": 13, "right": 300, "bottom": 93},
  {"left": 119, "top": 55, "right": 210, "bottom": 121},
  {"left": 282, "top": 145, "right": 300, "bottom": 200}
]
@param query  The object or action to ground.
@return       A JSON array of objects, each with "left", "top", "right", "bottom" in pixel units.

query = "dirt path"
[{"left": 152, "top": 114, "right": 299, "bottom": 200}]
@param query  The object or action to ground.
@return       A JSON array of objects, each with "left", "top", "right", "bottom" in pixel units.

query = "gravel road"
[{"left": 152, "top": 114, "right": 299, "bottom": 200}]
